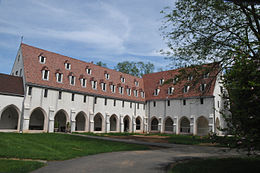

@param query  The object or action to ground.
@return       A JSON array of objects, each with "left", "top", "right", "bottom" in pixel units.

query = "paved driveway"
[{"left": 32, "top": 135, "right": 243, "bottom": 173}]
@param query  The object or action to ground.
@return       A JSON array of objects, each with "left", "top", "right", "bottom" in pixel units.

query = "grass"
[
  {"left": 0, "top": 133, "right": 149, "bottom": 161},
  {"left": 0, "top": 159, "right": 45, "bottom": 173},
  {"left": 169, "top": 157, "right": 260, "bottom": 173}
]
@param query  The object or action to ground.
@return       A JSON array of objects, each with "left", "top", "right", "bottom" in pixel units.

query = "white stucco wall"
[{"left": 0, "top": 94, "right": 24, "bottom": 131}]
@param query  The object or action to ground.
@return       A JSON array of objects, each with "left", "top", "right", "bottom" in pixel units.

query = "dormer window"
[
  {"left": 168, "top": 87, "right": 174, "bottom": 95},
  {"left": 86, "top": 68, "right": 92, "bottom": 75},
  {"left": 173, "top": 77, "right": 179, "bottom": 84},
  {"left": 56, "top": 73, "right": 63, "bottom": 83},
  {"left": 105, "top": 73, "right": 110, "bottom": 79},
  {"left": 120, "top": 76, "right": 125, "bottom": 83},
  {"left": 118, "top": 86, "right": 124, "bottom": 94},
  {"left": 183, "top": 86, "right": 190, "bottom": 93},
  {"left": 154, "top": 89, "right": 160, "bottom": 96},
  {"left": 188, "top": 75, "right": 193, "bottom": 81},
  {"left": 69, "top": 75, "right": 75, "bottom": 85},
  {"left": 159, "top": 79, "right": 164, "bottom": 85},
  {"left": 39, "top": 55, "right": 46, "bottom": 64},
  {"left": 101, "top": 83, "right": 106, "bottom": 91},
  {"left": 110, "top": 84, "right": 116, "bottom": 93},
  {"left": 91, "top": 80, "right": 97, "bottom": 89},
  {"left": 203, "top": 73, "right": 209, "bottom": 78},
  {"left": 200, "top": 83, "right": 207, "bottom": 91},
  {"left": 126, "top": 88, "right": 131, "bottom": 96},
  {"left": 81, "top": 78, "right": 87, "bottom": 88},
  {"left": 134, "top": 90, "right": 138, "bottom": 97},
  {"left": 65, "top": 63, "right": 71, "bottom": 70},
  {"left": 141, "top": 91, "right": 145, "bottom": 98},
  {"left": 135, "top": 80, "right": 139, "bottom": 86},
  {"left": 42, "top": 70, "right": 49, "bottom": 80}
]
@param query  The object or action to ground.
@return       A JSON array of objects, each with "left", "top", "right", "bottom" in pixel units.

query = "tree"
[
  {"left": 160, "top": 0, "right": 260, "bottom": 152},
  {"left": 96, "top": 61, "right": 107, "bottom": 68},
  {"left": 220, "top": 56, "right": 260, "bottom": 154},
  {"left": 114, "top": 61, "right": 154, "bottom": 77},
  {"left": 160, "top": 0, "right": 259, "bottom": 68}
]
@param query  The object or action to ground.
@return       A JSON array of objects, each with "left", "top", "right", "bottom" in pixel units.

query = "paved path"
[{"left": 32, "top": 134, "right": 244, "bottom": 173}]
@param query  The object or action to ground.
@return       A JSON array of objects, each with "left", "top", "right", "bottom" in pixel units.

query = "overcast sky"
[{"left": 0, "top": 0, "right": 173, "bottom": 74}]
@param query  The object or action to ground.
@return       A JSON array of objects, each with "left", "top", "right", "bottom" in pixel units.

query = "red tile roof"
[
  {"left": 21, "top": 43, "right": 218, "bottom": 102},
  {"left": 21, "top": 43, "right": 145, "bottom": 102},
  {"left": 142, "top": 64, "right": 219, "bottom": 101},
  {"left": 0, "top": 73, "right": 24, "bottom": 96}
]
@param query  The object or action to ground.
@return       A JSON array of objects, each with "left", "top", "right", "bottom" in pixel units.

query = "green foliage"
[
  {"left": 0, "top": 133, "right": 148, "bottom": 161},
  {"left": 114, "top": 61, "right": 154, "bottom": 77},
  {"left": 96, "top": 61, "right": 107, "bottom": 67},
  {"left": 220, "top": 57, "right": 260, "bottom": 153},
  {"left": 160, "top": 0, "right": 259, "bottom": 67},
  {"left": 0, "top": 159, "right": 45, "bottom": 173},
  {"left": 170, "top": 157, "right": 260, "bottom": 173}
]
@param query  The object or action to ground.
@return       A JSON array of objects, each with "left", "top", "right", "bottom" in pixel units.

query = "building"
[{"left": 0, "top": 43, "right": 225, "bottom": 135}]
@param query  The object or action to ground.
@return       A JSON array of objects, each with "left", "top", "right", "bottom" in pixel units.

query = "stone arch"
[
  {"left": 0, "top": 104, "right": 20, "bottom": 130},
  {"left": 75, "top": 111, "right": 87, "bottom": 131},
  {"left": 110, "top": 114, "right": 118, "bottom": 132},
  {"left": 164, "top": 117, "right": 174, "bottom": 132},
  {"left": 216, "top": 117, "right": 220, "bottom": 135},
  {"left": 136, "top": 116, "right": 142, "bottom": 131},
  {"left": 196, "top": 116, "right": 209, "bottom": 136},
  {"left": 54, "top": 109, "right": 69, "bottom": 132},
  {"left": 179, "top": 116, "right": 190, "bottom": 133},
  {"left": 123, "top": 115, "right": 131, "bottom": 132},
  {"left": 94, "top": 113, "right": 104, "bottom": 131},
  {"left": 29, "top": 107, "right": 47, "bottom": 131},
  {"left": 151, "top": 117, "right": 159, "bottom": 131}
]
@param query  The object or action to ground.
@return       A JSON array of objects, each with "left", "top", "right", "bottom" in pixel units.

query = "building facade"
[{"left": 0, "top": 43, "right": 225, "bottom": 135}]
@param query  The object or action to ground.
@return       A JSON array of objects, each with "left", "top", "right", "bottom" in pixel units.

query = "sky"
[{"left": 0, "top": 0, "right": 173, "bottom": 74}]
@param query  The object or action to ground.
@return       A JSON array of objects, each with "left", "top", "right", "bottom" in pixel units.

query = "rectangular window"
[
  {"left": 121, "top": 77, "right": 125, "bottom": 83},
  {"left": 200, "top": 98, "right": 204, "bottom": 104},
  {"left": 220, "top": 86, "right": 223, "bottom": 93},
  {"left": 130, "top": 102, "right": 132, "bottom": 108},
  {"left": 134, "top": 90, "right": 138, "bottom": 97},
  {"left": 71, "top": 93, "right": 75, "bottom": 101},
  {"left": 56, "top": 73, "right": 63, "bottom": 83},
  {"left": 44, "top": 89, "right": 48, "bottom": 98},
  {"left": 154, "top": 89, "right": 160, "bottom": 96},
  {"left": 28, "top": 87, "right": 32, "bottom": 96},
  {"left": 119, "top": 87, "right": 124, "bottom": 94},
  {"left": 127, "top": 88, "right": 131, "bottom": 96},
  {"left": 83, "top": 95, "right": 86, "bottom": 103},
  {"left": 183, "top": 99, "right": 186, "bottom": 105},
  {"left": 153, "top": 101, "right": 156, "bottom": 107},
  {"left": 135, "top": 81, "right": 139, "bottom": 86},
  {"left": 143, "top": 104, "right": 145, "bottom": 110},
  {"left": 94, "top": 97, "right": 97, "bottom": 104},
  {"left": 218, "top": 101, "right": 220, "bottom": 108},
  {"left": 122, "top": 101, "right": 124, "bottom": 107},
  {"left": 19, "top": 69, "right": 22, "bottom": 77},
  {"left": 105, "top": 73, "right": 110, "bottom": 79},
  {"left": 42, "top": 70, "right": 49, "bottom": 80},
  {"left": 110, "top": 85, "right": 116, "bottom": 93},
  {"left": 65, "top": 63, "right": 71, "bottom": 70},
  {"left": 200, "top": 84, "right": 206, "bottom": 91},
  {"left": 86, "top": 68, "right": 92, "bottom": 75},
  {"left": 104, "top": 98, "right": 107, "bottom": 106},
  {"left": 70, "top": 76, "right": 75, "bottom": 85},
  {"left": 183, "top": 86, "right": 190, "bottom": 93},
  {"left": 114, "top": 99, "right": 116, "bottom": 106},
  {"left": 167, "top": 100, "right": 170, "bottom": 106},
  {"left": 137, "top": 103, "right": 139, "bottom": 109},
  {"left": 141, "top": 91, "right": 145, "bottom": 98},
  {"left": 58, "top": 91, "right": 62, "bottom": 100},
  {"left": 92, "top": 81, "right": 97, "bottom": 89},
  {"left": 81, "top": 78, "right": 86, "bottom": 87},
  {"left": 101, "top": 83, "right": 106, "bottom": 91}
]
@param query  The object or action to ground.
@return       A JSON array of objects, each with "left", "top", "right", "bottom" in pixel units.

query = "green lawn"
[
  {"left": 170, "top": 157, "right": 260, "bottom": 173},
  {"left": 0, "top": 159, "right": 45, "bottom": 173},
  {"left": 0, "top": 133, "right": 148, "bottom": 161}
]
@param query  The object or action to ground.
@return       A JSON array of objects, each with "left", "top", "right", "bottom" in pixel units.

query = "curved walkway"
[{"left": 32, "top": 134, "right": 244, "bottom": 173}]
